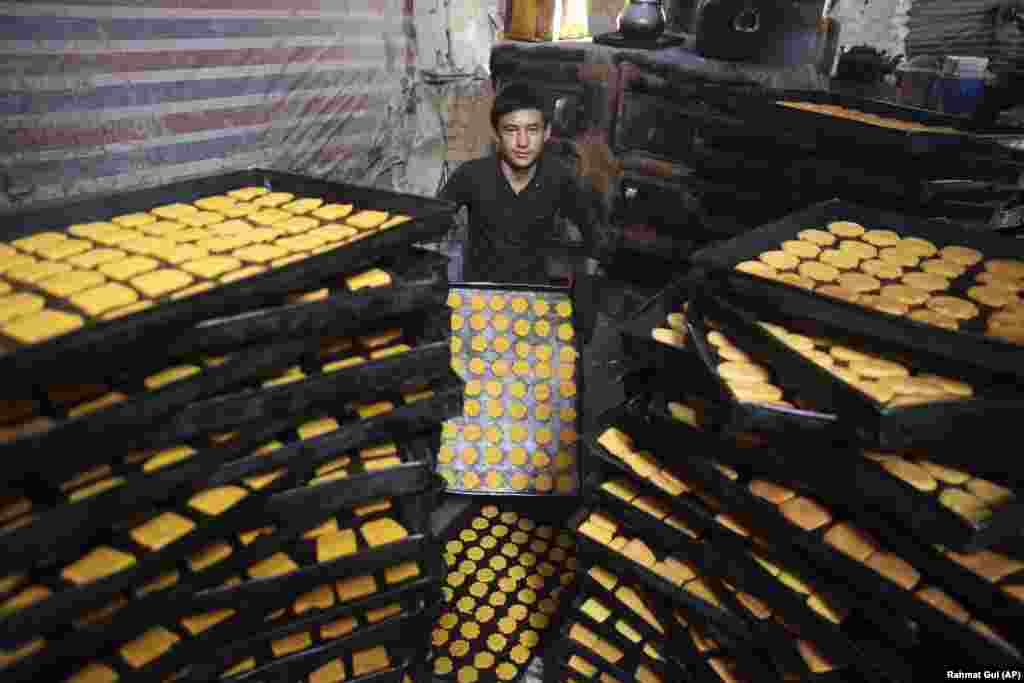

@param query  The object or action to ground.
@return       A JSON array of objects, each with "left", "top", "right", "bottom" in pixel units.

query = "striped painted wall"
[{"left": 0, "top": 0, "right": 418, "bottom": 212}]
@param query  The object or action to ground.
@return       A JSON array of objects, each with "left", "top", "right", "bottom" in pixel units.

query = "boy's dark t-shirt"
[{"left": 439, "top": 153, "right": 605, "bottom": 284}]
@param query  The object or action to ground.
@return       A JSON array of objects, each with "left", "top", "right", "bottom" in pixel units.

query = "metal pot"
[{"left": 620, "top": 0, "right": 667, "bottom": 40}]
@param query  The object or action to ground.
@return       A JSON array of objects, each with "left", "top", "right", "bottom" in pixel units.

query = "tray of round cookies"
[
  {"left": 698, "top": 291, "right": 1024, "bottom": 453},
  {"left": 0, "top": 169, "right": 457, "bottom": 394},
  {"left": 690, "top": 199, "right": 1024, "bottom": 381}
]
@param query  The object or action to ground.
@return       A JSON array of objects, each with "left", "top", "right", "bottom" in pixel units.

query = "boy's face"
[{"left": 494, "top": 108, "right": 550, "bottom": 172}]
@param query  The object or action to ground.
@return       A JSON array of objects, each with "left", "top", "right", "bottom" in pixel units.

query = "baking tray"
[
  {"left": 59, "top": 594, "right": 436, "bottom": 683},
  {"left": 15, "top": 481, "right": 442, "bottom": 681},
  {"left": 440, "top": 283, "right": 582, "bottom": 497},
  {"left": 1, "top": 413, "right": 306, "bottom": 576},
  {"left": 701, "top": 291, "right": 1024, "bottom": 452},
  {"left": 567, "top": 577, "right": 678, "bottom": 670},
  {"left": 570, "top": 506, "right": 760, "bottom": 646},
  {"left": 795, "top": 498, "right": 1024, "bottom": 650},
  {"left": 584, "top": 471, "right": 915, "bottom": 680},
  {"left": 683, "top": 297, "right": 842, "bottom": 438},
  {"left": 2, "top": 374, "right": 459, "bottom": 578},
  {"left": 0, "top": 470, "right": 283, "bottom": 649},
  {"left": 159, "top": 246, "right": 450, "bottom": 360},
  {"left": 0, "top": 337, "right": 318, "bottom": 485},
  {"left": 0, "top": 169, "right": 458, "bottom": 394},
  {"left": 691, "top": 199, "right": 1024, "bottom": 380},
  {"left": 2, "top": 310, "right": 453, "bottom": 487},
  {"left": 431, "top": 500, "right": 578, "bottom": 683},
  {"left": 650, "top": 450, "right": 1024, "bottom": 670},
  {"left": 210, "top": 598, "right": 439, "bottom": 683},
  {"left": 586, "top": 398, "right": 923, "bottom": 649},
  {"left": 755, "top": 89, "right": 1024, "bottom": 158},
  {"left": 548, "top": 628, "right": 681, "bottom": 683},
  {"left": 617, "top": 277, "right": 709, "bottom": 381}
]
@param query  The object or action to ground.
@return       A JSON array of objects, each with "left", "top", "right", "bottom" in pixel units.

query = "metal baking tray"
[
  {"left": 432, "top": 499, "right": 578, "bottom": 683},
  {"left": 684, "top": 297, "right": 842, "bottom": 437},
  {"left": 617, "top": 277, "right": 710, "bottom": 381},
  {"left": 2, "top": 376, "right": 459, "bottom": 578},
  {"left": 691, "top": 199, "right": 1024, "bottom": 380},
  {"left": 0, "top": 169, "right": 457, "bottom": 394},
  {"left": 193, "top": 591, "right": 439, "bottom": 682},
  {"left": 755, "top": 89, "right": 1024, "bottom": 159},
  {"left": 548, "top": 624, "right": 684, "bottom": 683},
  {"left": 580, "top": 482, "right": 810, "bottom": 681},
  {"left": 0, "top": 470, "right": 282, "bottom": 649},
  {"left": 441, "top": 282, "right": 582, "bottom": 497},
  {"left": 2, "top": 309, "right": 453, "bottom": 487},
  {"left": 559, "top": 594, "right": 688, "bottom": 682},
  {"left": 59, "top": 595, "right": 436, "bottom": 683},
  {"left": 570, "top": 506, "right": 757, "bottom": 646},
  {"left": 1, "top": 414, "right": 304, "bottom": 576},
  {"left": 14, "top": 480, "right": 442, "bottom": 681},
  {"left": 585, "top": 475, "right": 898, "bottom": 670},
  {"left": 701, "top": 291, "right": 1024, "bottom": 452},
  {"left": 158, "top": 247, "right": 449, "bottom": 360},
  {"left": 654, "top": 452, "right": 1024, "bottom": 670},
  {"left": 585, "top": 398, "right": 920, "bottom": 652}
]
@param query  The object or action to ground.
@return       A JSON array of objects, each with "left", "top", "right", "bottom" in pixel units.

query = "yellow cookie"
[
  {"left": 493, "top": 336, "right": 511, "bottom": 354},
  {"left": 985, "top": 259, "right": 1024, "bottom": 279},
  {"left": 781, "top": 239, "right": 821, "bottom": 259},
  {"left": 940, "top": 245, "right": 983, "bottom": 267},
  {"left": 759, "top": 250, "right": 799, "bottom": 271},
  {"left": 879, "top": 247, "right": 921, "bottom": 268},
  {"left": 489, "top": 295, "right": 507, "bottom": 311},
  {"left": 798, "top": 261, "right": 839, "bottom": 283},
  {"left": 837, "top": 272, "right": 881, "bottom": 293},
  {"left": 557, "top": 324, "right": 574, "bottom": 342},
  {"left": 798, "top": 229, "right": 836, "bottom": 246},
  {"left": 902, "top": 271, "right": 950, "bottom": 292},
  {"left": 556, "top": 301, "right": 573, "bottom": 318},
  {"left": 492, "top": 315, "right": 510, "bottom": 333},
  {"left": 827, "top": 221, "right": 865, "bottom": 237},
  {"left": 838, "top": 240, "right": 878, "bottom": 260},
  {"left": 926, "top": 296, "right": 979, "bottom": 320},
  {"left": 735, "top": 261, "right": 777, "bottom": 279},
  {"left": 532, "top": 300, "right": 549, "bottom": 316},
  {"left": 862, "top": 259, "right": 904, "bottom": 280},
  {"left": 862, "top": 229, "right": 901, "bottom": 247},
  {"left": 513, "top": 319, "right": 531, "bottom": 337},
  {"left": 820, "top": 249, "right": 861, "bottom": 270}
]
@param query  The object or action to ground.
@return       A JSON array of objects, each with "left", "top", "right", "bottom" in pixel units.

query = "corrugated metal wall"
[{"left": 0, "top": 0, "right": 418, "bottom": 211}]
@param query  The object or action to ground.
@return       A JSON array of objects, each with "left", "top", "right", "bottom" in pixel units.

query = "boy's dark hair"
[{"left": 490, "top": 82, "right": 550, "bottom": 131}]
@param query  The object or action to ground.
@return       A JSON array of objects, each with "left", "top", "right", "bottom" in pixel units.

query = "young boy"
[{"left": 439, "top": 81, "right": 616, "bottom": 284}]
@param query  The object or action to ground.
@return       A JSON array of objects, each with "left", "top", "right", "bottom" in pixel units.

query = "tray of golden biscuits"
[
  {"left": 583, "top": 475, "right": 884, "bottom": 682},
  {"left": 200, "top": 596, "right": 439, "bottom": 683},
  {"left": 0, "top": 310, "right": 453, "bottom": 488},
  {"left": 61, "top": 588, "right": 435, "bottom": 683},
  {"left": 432, "top": 501, "right": 578, "bottom": 683},
  {"left": 158, "top": 247, "right": 449, "bottom": 361},
  {"left": 440, "top": 284, "right": 582, "bottom": 497},
  {"left": 586, "top": 402, "right": 920, "bottom": 657},
  {"left": 762, "top": 90, "right": 1024, "bottom": 159},
  {"left": 646, "top": 443, "right": 1024, "bottom": 671},
  {"left": 0, "top": 170, "right": 457, "bottom": 393},
  {"left": 1, "top": 375, "right": 458, "bottom": 583},
  {"left": 700, "top": 292, "right": 1024, "bottom": 452},
  {"left": 554, "top": 591, "right": 687, "bottom": 683},
  {"left": 692, "top": 199, "right": 1024, "bottom": 380},
  {"left": 2, "top": 472, "right": 442, "bottom": 680}
]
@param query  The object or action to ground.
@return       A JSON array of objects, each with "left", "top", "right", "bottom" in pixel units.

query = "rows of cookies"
[
  {"left": 777, "top": 101, "right": 961, "bottom": 135},
  {"left": 0, "top": 186, "right": 412, "bottom": 347},
  {"left": 442, "top": 288, "right": 581, "bottom": 496},
  {"left": 0, "top": 181, "right": 461, "bottom": 683},
  {"left": 733, "top": 220, "right": 1024, "bottom": 345},
  {"left": 433, "top": 504, "right": 576, "bottom": 682}
]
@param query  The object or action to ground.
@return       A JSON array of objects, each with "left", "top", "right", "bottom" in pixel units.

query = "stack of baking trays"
[
  {"left": 0, "top": 170, "right": 467, "bottom": 682},
  {"left": 547, "top": 199, "right": 1024, "bottom": 681},
  {"left": 424, "top": 283, "right": 586, "bottom": 683}
]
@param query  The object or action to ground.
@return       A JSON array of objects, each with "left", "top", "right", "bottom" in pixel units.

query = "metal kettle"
[
  {"left": 694, "top": 0, "right": 778, "bottom": 61},
  {"left": 620, "top": 0, "right": 667, "bottom": 40}
]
